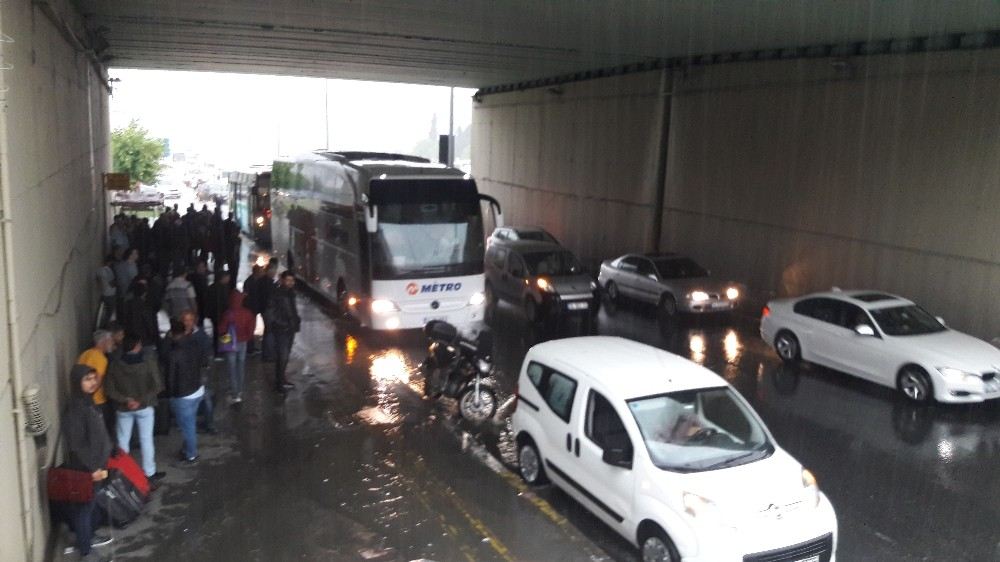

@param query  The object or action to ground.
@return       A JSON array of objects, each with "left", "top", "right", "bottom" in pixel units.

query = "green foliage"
[{"left": 111, "top": 120, "right": 166, "bottom": 186}]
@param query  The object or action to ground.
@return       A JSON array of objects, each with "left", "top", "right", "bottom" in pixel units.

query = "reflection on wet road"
[{"left": 115, "top": 293, "right": 1000, "bottom": 561}]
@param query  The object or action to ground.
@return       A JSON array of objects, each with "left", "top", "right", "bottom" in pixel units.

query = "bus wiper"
[{"left": 704, "top": 450, "right": 757, "bottom": 470}]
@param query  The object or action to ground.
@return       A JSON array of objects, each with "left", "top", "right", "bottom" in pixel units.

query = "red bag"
[
  {"left": 107, "top": 448, "right": 150, "bottom": 497},
  {"left": 47, "top": 467, "right": 94, "bottom": 503}
]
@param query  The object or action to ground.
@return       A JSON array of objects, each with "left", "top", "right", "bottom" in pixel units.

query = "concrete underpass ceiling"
[{"left": 77, "top": 0, "right": 1000, "bottom": 87}]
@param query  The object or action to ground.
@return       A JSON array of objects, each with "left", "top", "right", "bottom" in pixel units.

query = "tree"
[{"left": 112, "top": 119, "right": 166, "bottom": 186}]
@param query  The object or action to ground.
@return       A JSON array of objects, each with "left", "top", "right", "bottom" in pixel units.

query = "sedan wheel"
[
  {"left": 898, "top": 367, "right": 932, "bottom": 403},
  {"left": 774, "top": 332, "right": 800, "bottom": 363},
  {"left": 641, "top": 536, "right": 676, "bottom": 562},
  {"left": 605, "top": 281, "right": 619, "bottom": 303},
  {"left": 659, "top": 295, "right": 678, "bottom": 318}
]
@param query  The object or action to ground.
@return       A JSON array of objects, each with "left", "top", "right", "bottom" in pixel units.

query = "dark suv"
[{"left": 484, "top": 240, "right": 598, "bottom": 330}]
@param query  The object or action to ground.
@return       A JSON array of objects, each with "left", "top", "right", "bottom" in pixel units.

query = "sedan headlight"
[
  {"left": 468, "top": 291, "right": 486, "bottom": 306},
  {"left": 689, "top": 291, "right": 710, "bottom": 302},
  {"left": 938, "top": 367, "right": 979, "bottom": 384},
  {"left": 371, "top": 299, "right": 398, "bottom": 314},
  {"left": 802, "top": 468, "right": 821, "bottom": 507},
  {"left": 682, "top": 491, "right": 720, "bottom": 519},
  {"left": 726, "top": 287, "right": 740, "bottom": 300}
]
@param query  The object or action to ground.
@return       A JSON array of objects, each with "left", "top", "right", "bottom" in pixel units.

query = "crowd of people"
[{"left": 53, "top": 206, "right": 302, "bottom": 561}]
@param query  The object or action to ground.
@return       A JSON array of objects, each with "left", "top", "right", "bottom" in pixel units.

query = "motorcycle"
[{"left": 419, "top": 320, "right": 498, "bottom": 424}]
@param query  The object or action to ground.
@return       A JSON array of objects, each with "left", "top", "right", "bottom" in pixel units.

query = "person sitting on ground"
[
  {"left": 51, "top": 365, "right": 113, "bottom": 562},
  {"left": 104, "top": 334, "right": 165, "bottom": 484},
  {"left": 77, "top": 331, "right": 117, "bottom": 436},
  {"left": 161, "top": 320, "right": 207, "bottom": 464},
  {"left": 219, "top": 291, "right": 256, "bottom": 404}
]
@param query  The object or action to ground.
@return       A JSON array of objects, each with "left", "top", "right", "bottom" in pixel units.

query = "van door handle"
[
  {"left": 574, "top": 438, "right": 580, "bottom": 457},
  {"left": 566, "top": 433, "right": 572, "bottom": 451}
]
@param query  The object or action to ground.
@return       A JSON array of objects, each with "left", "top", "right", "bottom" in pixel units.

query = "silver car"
[{"left": 598, "top": 253, "right": 742, "bottom": 317}]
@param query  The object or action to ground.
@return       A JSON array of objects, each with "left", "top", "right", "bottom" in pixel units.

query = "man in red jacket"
[{"left": 219, "top": 291, "right": 256, "bottom": 404}]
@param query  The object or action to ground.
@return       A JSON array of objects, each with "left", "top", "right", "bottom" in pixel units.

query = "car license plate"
[
  {"left": 795, "top": 557, "right": 820, "bottom": 562},
  {"left": 711, "top": 301, "right": 730, "bottom": 310},
  {"left": 566, "top": 301, "right": 589, "bottom": 311}
]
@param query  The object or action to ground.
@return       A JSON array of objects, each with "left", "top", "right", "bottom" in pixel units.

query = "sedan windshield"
[
  {"left": 627, "top": 387, "right": 772, "bottom": 473},
  {"left": 523, "top": 251, "right": 583, "bottom": 276},
  {"left": 869, "top": 305, "right": 946, "bottom": 336},
  {"left": 652, "top": 258, "right": 709, "bottom": 279}
]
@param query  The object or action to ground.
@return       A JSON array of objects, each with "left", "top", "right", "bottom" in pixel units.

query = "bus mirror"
[
  {"left": 494, "top": 209, "right": 504, "bottom": 228},
  {"left": 365, "top": 204, "right": 378, "bottom": 234}
]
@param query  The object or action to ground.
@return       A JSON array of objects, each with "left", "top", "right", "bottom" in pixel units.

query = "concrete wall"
[
  {"left": 0, "top": 0, "right": 110, "bottom": 559},
  {"left": 473, "top": 49, "right": 1000, "bottom": 340},
  {"left": 472, "top": 72, "right": 665, "bottom": 263}
]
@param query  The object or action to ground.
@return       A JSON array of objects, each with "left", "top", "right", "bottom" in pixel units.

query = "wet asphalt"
[{"left": 95, "top": 290, "right": 1000, "bottom": 562}]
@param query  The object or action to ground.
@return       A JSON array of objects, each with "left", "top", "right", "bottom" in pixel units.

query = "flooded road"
[{"left": 105, "top": 291, "right": 1000, "bottom": 561}]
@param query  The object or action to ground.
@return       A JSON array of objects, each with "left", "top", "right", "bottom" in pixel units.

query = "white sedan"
[{"left": 761, "top": 290, "right": 1000, "bottom": 403}]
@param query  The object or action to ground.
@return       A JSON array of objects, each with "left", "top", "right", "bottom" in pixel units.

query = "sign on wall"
[{"left": 103, "top": 173, "right": 131, "bottom": 190}]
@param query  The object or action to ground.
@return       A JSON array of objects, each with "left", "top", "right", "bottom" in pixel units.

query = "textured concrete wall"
[
  {"left": 472, "top": 72, "right": 665, "bottom": 263},
  {"left": 662, "top": 50, "right": 1000, "bottom": 339},
  {"left": 0, "top": 0, "right": 110, "bottom": 559},
  {"left": 474, "top": 49, "right": 1000, "bottom": 339}
]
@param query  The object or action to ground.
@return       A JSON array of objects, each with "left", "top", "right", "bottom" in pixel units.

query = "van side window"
[
  {"left": 586, "top": 391, "right": 632, "bottom": 454},
  {"left": 525, "top": 361, "right": 578, "bottom": 423}
]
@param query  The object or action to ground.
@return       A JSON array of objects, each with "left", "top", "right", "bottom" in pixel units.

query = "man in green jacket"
[{"left": 104, "top": 334, "right": 165, "bottom": 481}]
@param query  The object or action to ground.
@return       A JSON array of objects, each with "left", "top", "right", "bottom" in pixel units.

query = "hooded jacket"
[
  {"left": 63, "top": 365, "right": 113, "bottom": 472},
  {"left": 104, "top": 351, "right": 164, "bottom": 411},
  {"left": 220, "top": 291, "right": 256, "bottom": 343}
]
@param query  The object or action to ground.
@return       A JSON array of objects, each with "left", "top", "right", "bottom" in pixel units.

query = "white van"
[{"left": 510, "top": 337, "right": 837, "bottom": 562}]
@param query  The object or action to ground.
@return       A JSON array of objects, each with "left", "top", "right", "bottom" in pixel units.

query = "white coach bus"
[{"left": 270, "top": 151, "right": 502, "bottom": 331}]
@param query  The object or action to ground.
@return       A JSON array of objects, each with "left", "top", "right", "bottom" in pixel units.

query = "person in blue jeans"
[
  {"left": 180, "top": 310, "right": 215, "bottom": 433},
  {"left": 161, "top": 320, "right": 206, "bottom": 464},
  {"left": 219, "top": 290, "right": 256, "bottom": 403},
  {"left": 104, "top": 335, "right": 164, "bottom": 482}
]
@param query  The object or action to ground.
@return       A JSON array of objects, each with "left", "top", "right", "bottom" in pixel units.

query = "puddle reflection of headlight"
[
  {"left": 724, "top": 330, "right": 741, "bottom": 362},
  {"left": 344, "top": 335, "right": 358, "bottom": 364},
  {"left": 370, "top": 351, "right": 410, "bottom": 384}
]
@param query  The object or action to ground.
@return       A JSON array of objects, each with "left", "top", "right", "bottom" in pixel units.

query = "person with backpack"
[
  {"left": 219, "top": 291, "right": 256, "bottom": 403},
  {"left": 164, "top": 271, "right": 197, "bottom": 320}
]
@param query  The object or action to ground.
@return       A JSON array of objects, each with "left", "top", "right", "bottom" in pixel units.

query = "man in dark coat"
[
  {"left": 222, "top": 212, "right": 241, "bottom": 283},
  {"left": 204, "top": 270, "right": 232, "bottom": 351},
  {"left": 264, "top": 271, "right": 300, "bottom": 392}
]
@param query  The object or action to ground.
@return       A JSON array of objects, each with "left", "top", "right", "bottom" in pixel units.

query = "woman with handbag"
[
  {"left": 50, "top": 364, "right": 114, "bottom": 561},
  {"left": 219, "top": 290, "right": 256, "bottom": 404}
]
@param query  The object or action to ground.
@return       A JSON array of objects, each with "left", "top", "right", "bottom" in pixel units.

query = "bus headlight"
[
  {"left": 371, "top": 299, "right": 398, "bottom": 314},
  {"left": 255, "top": 216, "right": 265, "bottom": 226},
  {"left": 469, "top": 292, "right": 486, "bottom": 306}
]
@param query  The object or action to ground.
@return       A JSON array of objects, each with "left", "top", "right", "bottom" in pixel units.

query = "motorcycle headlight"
[
  {"left": 371, "top": 299, "right": 398, "bottom": 314},
  {"left": 689, "top": 291, "right": 710, "bottom": 302},
  {"left": 938, "top": 367, "right": 979, "bottom": 384},
  {"left": 468, "top": 291, "right": 486, "bottom": 306},
  {"left": 802, "top": 468, "right": 821, "bottom": 507}
]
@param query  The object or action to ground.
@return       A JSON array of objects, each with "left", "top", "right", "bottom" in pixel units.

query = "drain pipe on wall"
[
  {"left": 650, "top": 66, "right": 674, "bottom": 253},
  {"left": 0, "top": 55, "right": 36, "bottom": 560}
]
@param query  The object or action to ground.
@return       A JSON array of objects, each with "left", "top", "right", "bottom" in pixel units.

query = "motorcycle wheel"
[{"left": 458, "top": 387, "right": 497, "bottom": 424}]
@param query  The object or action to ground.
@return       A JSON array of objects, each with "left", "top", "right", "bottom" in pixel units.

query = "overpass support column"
[{"left": 650, "top": 68, "right": 673, "bottom": 253}]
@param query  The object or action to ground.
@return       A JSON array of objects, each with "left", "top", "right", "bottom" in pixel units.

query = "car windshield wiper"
[{"left": 703, "top": 450, "right": 759, "bottom": 470}]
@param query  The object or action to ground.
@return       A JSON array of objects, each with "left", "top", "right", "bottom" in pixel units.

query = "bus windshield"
[{"left": 372, "top": 200, "right": 485, "bottom": 279}]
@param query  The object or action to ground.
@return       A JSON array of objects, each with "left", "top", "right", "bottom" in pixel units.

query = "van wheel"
[
  {"left": 898, "top": 365, "right": 933, "bottom": 403},
  {"left": 639, "top": 526, "right": 679, "bottom": 562},
  {"left": 774, "top": 331, "right": 800, "bottom": 363},
  {"left": 518, "top": 439, "right": 548, "bottom": 485}
]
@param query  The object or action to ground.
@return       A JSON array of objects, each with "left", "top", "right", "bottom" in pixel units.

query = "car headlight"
[
  {"left": 689, "top": 291, "right": 710, "bottom": 302},
  {"left": 536, "top": 278, "right": 556, "bottom": 293},
  {"left": 468, "top": 291, "right": 486, "bottom": 306},
  {"left": 371, "top": 299, "right": 398, "bottom": 314},
  {"left": 589, "top": 280, "right": 598, "bottom": 291},
  {"left": 726, "top": 287, "right": 740, "bottom": 300},
  {"left": 682, "top": 491, "right": 720, "bottom": 519},
  {"left": 938, "top": 367, "right": 979, "bottom": 384},
  {"left": 802, "top": 468, "right": 821, "bottom": 507}
]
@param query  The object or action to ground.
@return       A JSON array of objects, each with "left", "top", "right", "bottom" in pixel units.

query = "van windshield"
[{"left": 627, "top": 387, "right": 773, "bottom": 473}]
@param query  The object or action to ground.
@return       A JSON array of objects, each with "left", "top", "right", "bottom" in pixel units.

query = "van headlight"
[
  {"left": 469, "top": 292, "right": 486, "bottom": 306},
  {"left": 682, "top": 492, "right": 720, "bottom": 519},
  {"left": 938, "top": 367, "right": 979, "bottom": 384},
  {"left": 371, "top": 299, "right": 398, "bottom": 314},
  {"left": 802, "top": 468, "right": 821, "bottom": 507},
  {"left": 536, "top": 278, "right": 555, "bottom": 293}
]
